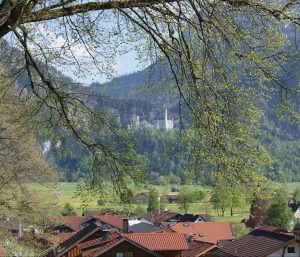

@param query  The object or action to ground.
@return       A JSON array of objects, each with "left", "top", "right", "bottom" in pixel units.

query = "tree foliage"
[
  {"left": 147, "top": 188, "right": 159, "bottom": 212},
  {"left": 0, "top": 68, "right": 58, "bottom": 223},
  {"left": 231, "top": 223, "right": 251, "bottom": 239},
  {"left": 246, "top": 198, "right": 271, "bottom": 229},
  {"left": 266, "top": 190, "right": 295, "bottom": 230},
  {"left": 177, "top": 186, "right": 196, "bottom": 214},
  {"left": 61, "top": 203, "right": 77, "bottom": 216},
  {"left": 293, "top": 187, "right": 300, "bottom": 202},
  {"left": 211, "top": 183, "right": 246, "bottom": 217},
  {"left": 293, "top": 222, "right": 300, "bottom": 236}
]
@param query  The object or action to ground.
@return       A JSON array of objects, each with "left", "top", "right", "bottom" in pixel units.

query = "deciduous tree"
[
  {"left": 0, "top": 68, "right": 58, "bottom": 223},
  {"left": 177, "top": 186, "right": 196, "bottom": 214},
  {"left": 293, "top": 187, "right": 300, "bottom": 203},
  {"left": 0, "top": 0, "right": 299, "bottom": 195},
  {"left": 147, "top": 188, "right": 159, "bottom": 212},
  {"left": 266, "top": 190, "right": 295, "bottom": 231}
]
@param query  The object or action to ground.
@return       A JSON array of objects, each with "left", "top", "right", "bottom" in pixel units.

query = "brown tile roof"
[
  {"left": 59, "top": 216, "right": 85, "bottom": 231},
  {"left": 124, "top": 233, "right": 189, "bottom": 251},
  {"left": 58, "top": 232, "right": 75, "bottom": 243},
  {"left": 143, "top": 211, "right": 181, "bottom": 224},
  {"left": 42, "top": 223, "right": 101, "bottom": 257},
  {"left": 84, "top": 237, "right": 124, "bottom": 257},
  {"left": 172, "top": 222, "right": 233, "bottom": 244},
  {"left": 155, "top": 212, "right": 180, "bottom": 224},
  {"left": 182, "top": 241, "right": 217, "bottom": 257},
  {"left": 96, "top": 215, "right": 123, "bottom": 229},
  {"left": 78, "top": 233, "right": 121, "bottom": 249},
  {"left": 59, "top": 223, "right": 100, "bottom": 251},
  {"left": 213, "top": 229, "right": 298, "bottom": 257}
]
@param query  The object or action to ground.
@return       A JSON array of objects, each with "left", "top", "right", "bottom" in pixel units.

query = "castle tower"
[{"left": 165, "top": 109, "right": 168, "bottom": 128}]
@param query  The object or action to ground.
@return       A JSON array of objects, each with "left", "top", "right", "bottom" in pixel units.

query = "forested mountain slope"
[{"left": 1, "top": 34, "right": 300, "bottom": 183}]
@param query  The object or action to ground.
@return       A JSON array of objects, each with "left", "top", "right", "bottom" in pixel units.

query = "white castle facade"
[
  {"left": 156, "top": 109, "right": 174, "bottom": 130},
  {"left": 130, "top": 109, "right": 174, "bottom": 130}
]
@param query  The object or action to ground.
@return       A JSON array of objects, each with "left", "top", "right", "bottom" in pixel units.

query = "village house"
[
  {"left": 289, "top": 203, "right": 300, "bottom": 221},
  {"left": 0, "top": 217, "right": 28, "bottom": 238},
  {"left": 143, "top": 211, "right": 183, "bottom": 226},
  {"left": 212, "top": 228, "right": 300, "bottom": 257},
  {"left": 40, "top": 218, "right": 225, "bottom": 257},
  {"left": 135, "top": 192, "right": 151, "bottom": 204},
  {"left": 166, "top": 194, "right": 178, "bottom": 204},
  {"left": 47, "top": 215, "right": 124, "bottom": 234},
  {"left": 41, "top": 222, "right": 190, "bottom": 257},
  {"left": 180, "top": 214, "right": 212, "bottom": 223}
]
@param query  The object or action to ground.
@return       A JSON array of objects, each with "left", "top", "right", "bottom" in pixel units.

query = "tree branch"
[{"left": 21, "top": 0, "right": 175, "bottom": 23}]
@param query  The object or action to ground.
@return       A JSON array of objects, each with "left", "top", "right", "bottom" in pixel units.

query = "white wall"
[{"left": 268, "top": 242, "right": 300, "bottom": 257}]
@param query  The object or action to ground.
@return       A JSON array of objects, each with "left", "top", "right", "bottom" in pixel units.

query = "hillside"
[{"left": 1, "top": 32, "right": 300, "bottom": 183}]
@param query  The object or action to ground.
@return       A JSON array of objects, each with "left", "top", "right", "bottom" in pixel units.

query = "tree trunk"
[{"left": 221, "top": 208, "right": 225, "bottom": 217}]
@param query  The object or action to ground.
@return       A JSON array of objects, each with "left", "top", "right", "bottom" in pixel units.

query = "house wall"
[
  {"left": 99, "top": 241, "right": 157, "bottom": 257},
  {"left": 295, "top": 209, "right": 300, "bottom": 221},
  {"left": 267, "top": 242, "right": 300, "bottom": 257},
  {"left": 61, "top": 246, "right": 82, "bottom": 257},
  {"left": 156, "top": 250, "right": 182, "bottom": 257}
]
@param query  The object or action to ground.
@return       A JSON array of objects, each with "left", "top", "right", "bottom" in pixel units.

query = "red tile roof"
[
  {"left": 182, "top": 241, "right": 217, "bottom": 257},
  {"left": 154, "top": 224, "right": 177, "bottom": 233},
  {"left": 124, "top": 233, "right": 189, "bottom": 251},
  {"left": 172, "top": 222, "right": 233, "bottom": 244},
  {"left": 84, "top": 237, "right": 163, "bottom": 257}
]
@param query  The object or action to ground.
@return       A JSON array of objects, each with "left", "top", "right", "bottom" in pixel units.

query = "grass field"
[
  {"left": 285, "top": 183, "right": 300, "bottom": 194},
  {"left": 28, "top": 182, "right": 250, "bottom": 221},
  {"left": 28, "top": 181, "right": 300, "bottom": 222}
]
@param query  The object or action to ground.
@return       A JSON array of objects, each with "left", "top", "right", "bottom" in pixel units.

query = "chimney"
[
  {"left": 187, "top": 234, "right": 194, "bottom": 243},
  {"left": 123, "top": 218, "right": 129, "bottom": 233},
  {"left": 102, "top": 229, "right": 110, "bottom": 241}
]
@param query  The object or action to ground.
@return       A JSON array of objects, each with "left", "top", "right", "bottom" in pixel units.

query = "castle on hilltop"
[
  {"left": 156, "top": 109, "right": 174, "bottom": 130},
  {"left": 130, "top": 109, "right": 174, "bottom": 130}
]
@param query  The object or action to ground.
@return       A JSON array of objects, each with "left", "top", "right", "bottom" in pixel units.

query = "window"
[
  {"left": 125, "top": 253, "right": 133, "bottom": 257},
  {"left": 116, "top": 253, "right": 124, "bottom": 257},
  {"left": 288, "top": 247, "right": 296, "bottom": 253}
]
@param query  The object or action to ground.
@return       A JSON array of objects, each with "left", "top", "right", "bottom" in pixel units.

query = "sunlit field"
[{"left": 27, "top": 182, "right": 252, "bottom": 222}]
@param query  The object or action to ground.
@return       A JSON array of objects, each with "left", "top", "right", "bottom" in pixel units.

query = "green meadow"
[{"left": 27, "top": 182, "right": 300, "bottom": 222}]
